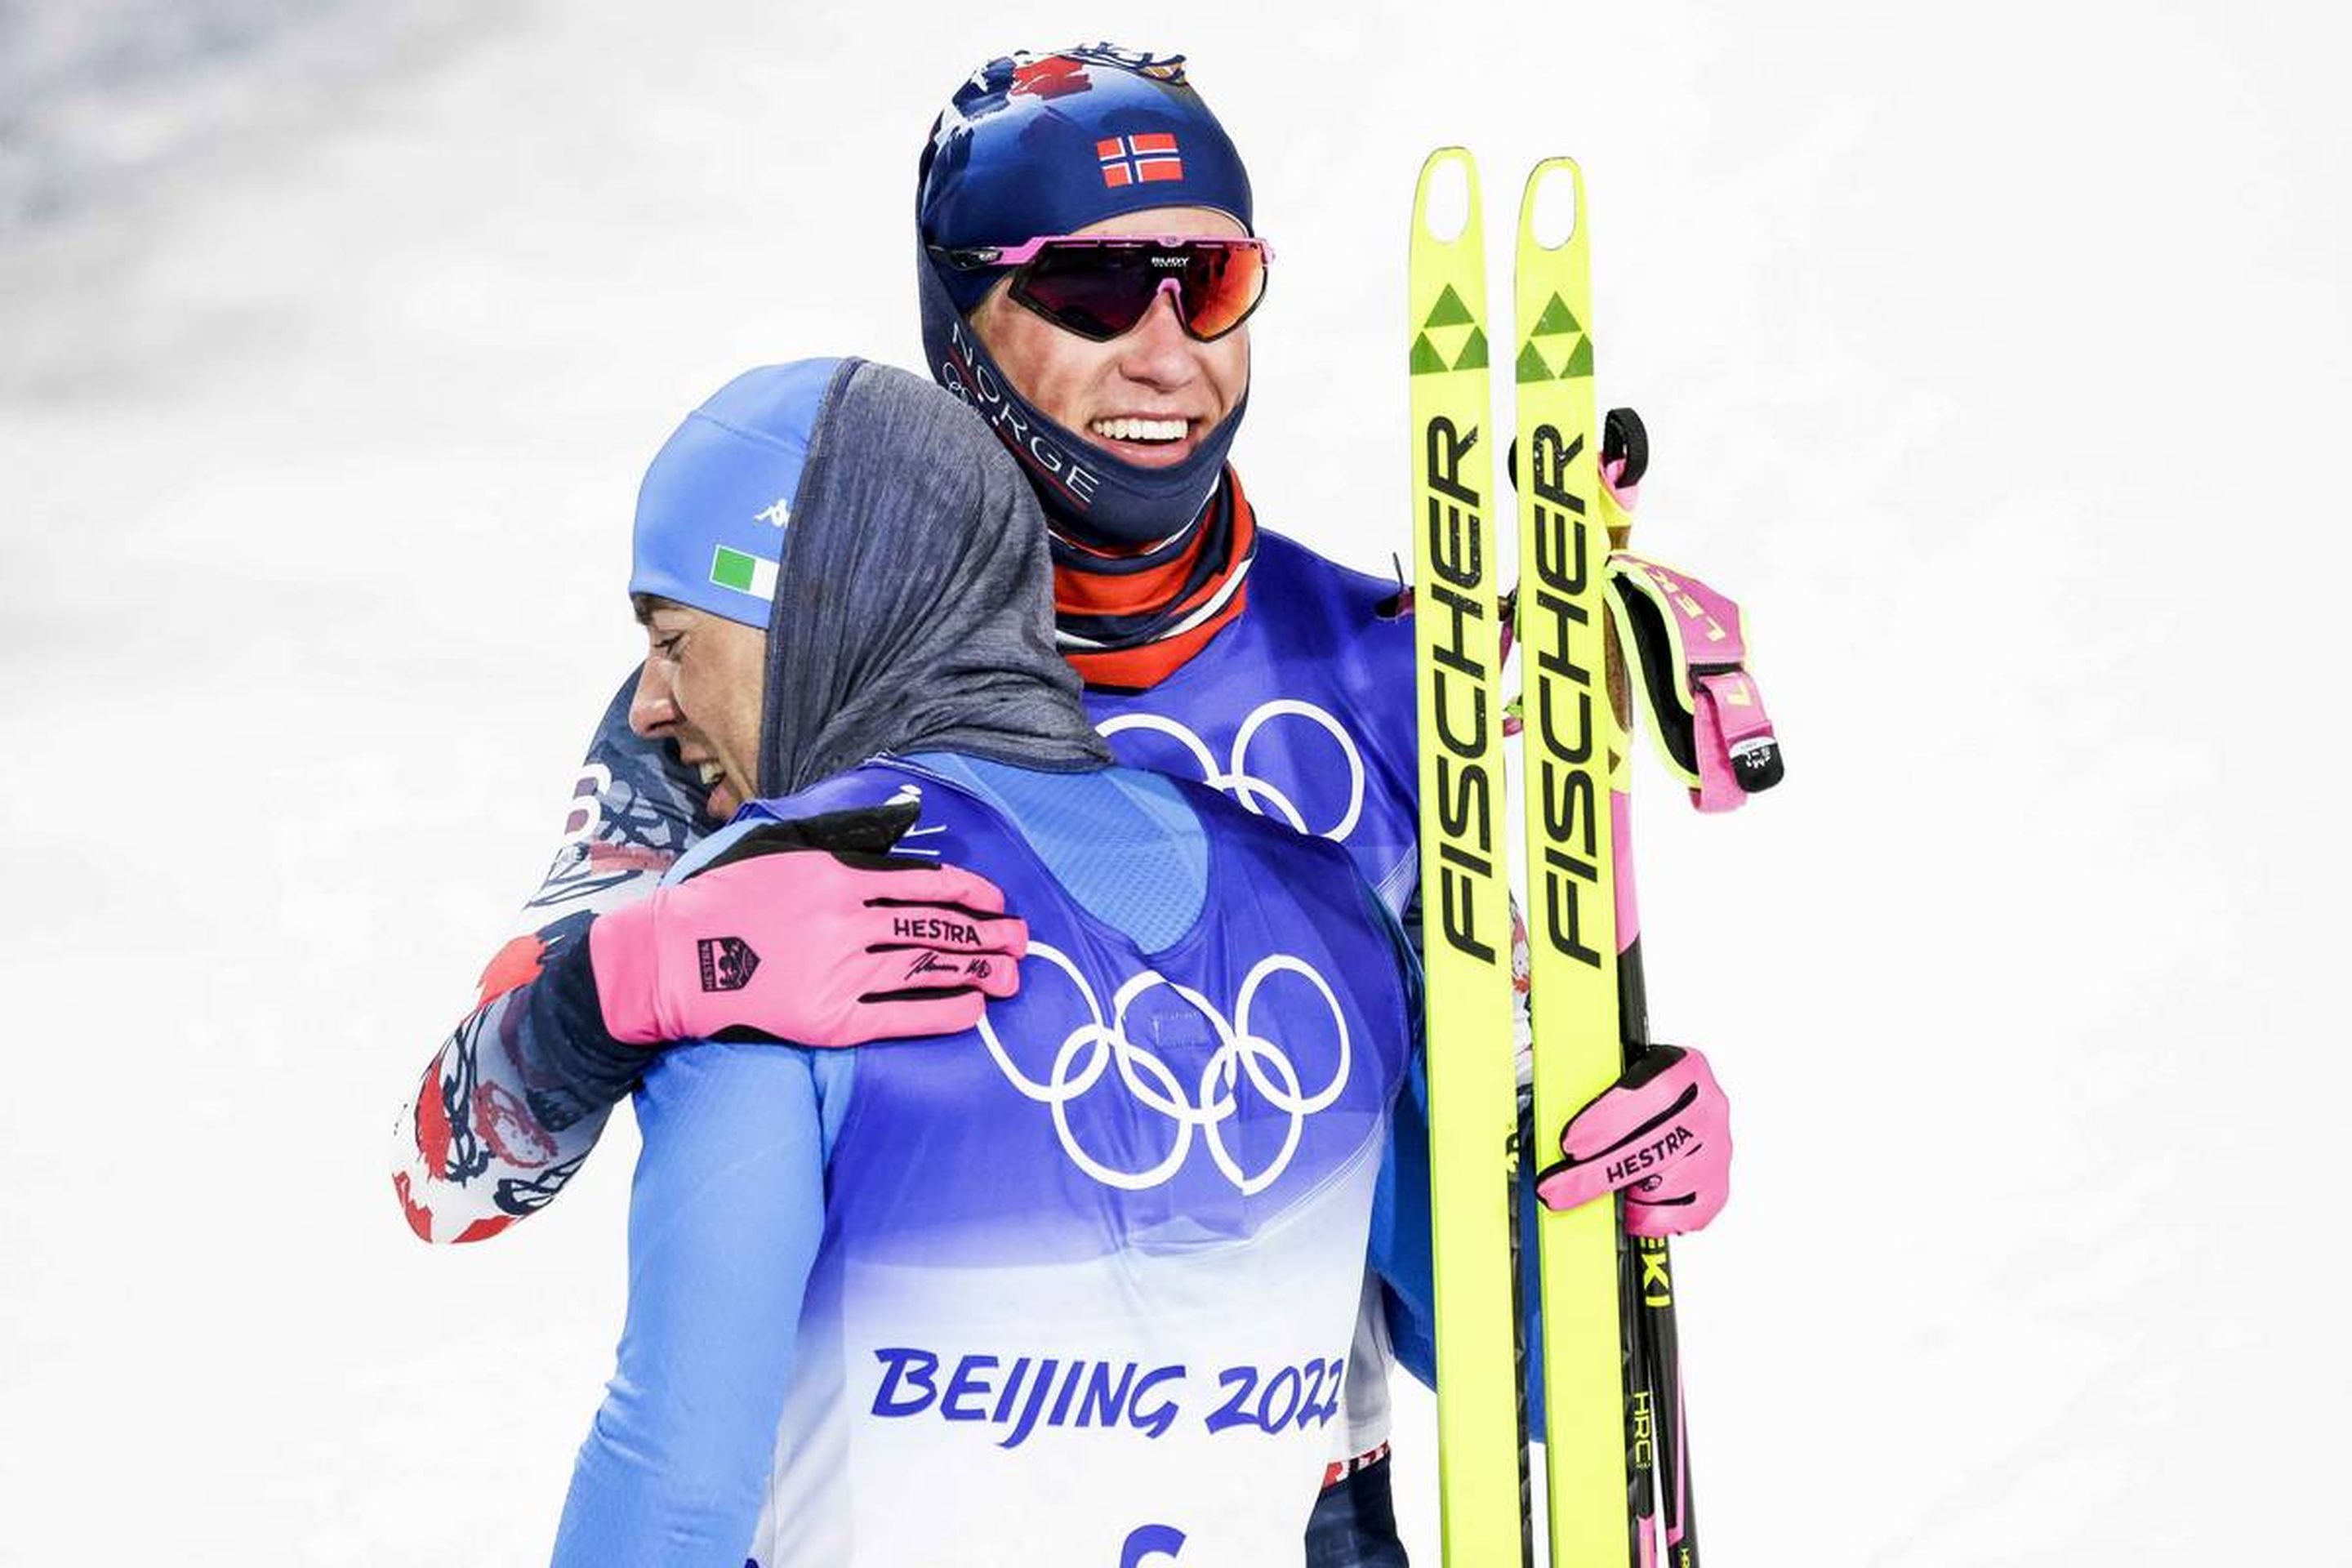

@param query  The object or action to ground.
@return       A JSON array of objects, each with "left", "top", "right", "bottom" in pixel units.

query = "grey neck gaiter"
[{"left": 755, "top": 359, "right": 1111, "bottom": 800}]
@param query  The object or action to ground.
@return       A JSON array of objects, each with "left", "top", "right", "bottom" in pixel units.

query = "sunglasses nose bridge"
[
  {"left": 1120, "top": 275, "right": 1190, "bottom": 340},
  {"left": 1153, "top": 274, "right": 1188, "bottom": 320}
]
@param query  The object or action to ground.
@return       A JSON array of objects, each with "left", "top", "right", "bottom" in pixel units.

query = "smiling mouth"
[{"left": 1089, "top": 416, "right": 1188, "bottom": 445}]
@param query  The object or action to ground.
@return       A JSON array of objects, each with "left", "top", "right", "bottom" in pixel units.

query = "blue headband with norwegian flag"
[{"left": 916, "top": 45, "right": 1255, "bottom": 314}]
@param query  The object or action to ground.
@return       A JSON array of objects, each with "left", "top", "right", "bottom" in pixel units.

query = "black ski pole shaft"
[
  {"left": 1603, "top": 404, "right": 1699, "bottom": 1567},
  {"left": 1618, "top": 939, "right": 1699, "bottom": 1566}
]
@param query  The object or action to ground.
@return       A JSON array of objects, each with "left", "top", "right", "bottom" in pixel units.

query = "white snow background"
[{"left": 3, "top": 2, "right": 2345, "bottom": 1563}]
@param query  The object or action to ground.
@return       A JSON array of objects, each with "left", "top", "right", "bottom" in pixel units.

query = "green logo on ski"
[
  {"left": 1424, "top": 285, "right": 1475, "bottom": 328},
  {"left": 1413, "top": 301, "right": 1488, "bottom": 376},
  {"left": 1515, "top": 338, "right": 1594, "bottom": 381},
  {"left": 1516, "top": 294, "right": 1592, "bottom": 381},
  {"left": 1514, "top": 338, "right": 1592, "bottom": 381},
  {"left": 1532, "top": 294, "right": 1581, "bottom": 336}
]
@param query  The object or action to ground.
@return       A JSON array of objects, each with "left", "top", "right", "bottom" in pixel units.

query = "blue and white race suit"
[{"left": 551, "top": 758, "right": 1422, "bottom": 1566}]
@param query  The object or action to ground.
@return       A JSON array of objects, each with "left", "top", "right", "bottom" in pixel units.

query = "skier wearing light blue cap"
[
  {"left": 626, "top": 359, "right": 830, "bottom": 614},
  {"left": 546, "top": 356, "right": 1430, "bottom": 1566}
]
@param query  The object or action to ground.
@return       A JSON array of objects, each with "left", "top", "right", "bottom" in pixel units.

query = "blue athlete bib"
[{"left": 733, "top": 760, "right": 1413, "bottom": 1567}]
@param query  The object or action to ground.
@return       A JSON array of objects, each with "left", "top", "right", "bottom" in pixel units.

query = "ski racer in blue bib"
[
  {"left": 392, "top": 45, "right": 1734, "bottom": 1566},
  {"left": 550, "top": 357, "right": 1423, "bottom": 1566}
]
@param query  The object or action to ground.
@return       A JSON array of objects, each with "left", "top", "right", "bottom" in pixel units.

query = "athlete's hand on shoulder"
[
  {"left": 1533, "top": 1045, "right": 1730, "bottom": 1236},
  {"left": 587, "top": 800, "right": 1026, "bottom": 1048}
]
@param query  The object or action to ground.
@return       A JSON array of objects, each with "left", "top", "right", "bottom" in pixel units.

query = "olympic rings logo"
[
  {"left": 1099, "top": 701, "right": 1366, "bottom": 843},
  {"left": 978, "top": 943, "right": 1352, "bottom": 1196}
]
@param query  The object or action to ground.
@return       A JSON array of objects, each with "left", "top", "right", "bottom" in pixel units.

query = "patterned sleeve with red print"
[{"left": 391, "top": 672, "right": 710, "bottom": 1244}]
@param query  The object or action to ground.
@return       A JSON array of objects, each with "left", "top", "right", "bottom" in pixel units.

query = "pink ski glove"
[
  {"left": 588, "top": 803, "right": 1026, "bottom": 1049},
  {"left": 1535, "top": 1045, "right": 1731, "bottom": 1236}
]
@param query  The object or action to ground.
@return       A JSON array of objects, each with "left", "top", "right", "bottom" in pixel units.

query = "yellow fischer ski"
[
  {"left": 1514, "top": 158, "right": 1639, "bottom": 1568},
  {"left": 1409, "top": 146, "right": 1531, "bottom": 1567}
]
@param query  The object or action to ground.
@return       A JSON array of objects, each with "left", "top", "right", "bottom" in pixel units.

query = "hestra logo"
[
  {"left": 1421, "top": 414, "right": 1500, "bottom": 964},
  {"left": 696, "top": 935, "right": 760, "bottom": 992},
  {"left": 1605, "top": 1122, "right": 1695, "bottom": 1187}
]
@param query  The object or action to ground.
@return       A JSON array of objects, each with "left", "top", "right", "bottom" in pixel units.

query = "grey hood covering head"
[{"left": 756, "top": 359, "right": 1112, "bottom": 798}]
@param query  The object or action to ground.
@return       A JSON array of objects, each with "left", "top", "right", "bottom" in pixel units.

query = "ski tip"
[
  {"left": 1414, "top": 147, "right": 1481, "bottom": 246},
  {"left": 1519, "top": 157, "right": 1585, "bottom": 252}
]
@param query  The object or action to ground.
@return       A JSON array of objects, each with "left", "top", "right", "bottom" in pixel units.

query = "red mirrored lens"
[
  {"left": 1178, "top": 243, "right": 1265, "bottom": 338},
  {"left": 1011, "top": 241, "right": 1267, "bottom": 342}
]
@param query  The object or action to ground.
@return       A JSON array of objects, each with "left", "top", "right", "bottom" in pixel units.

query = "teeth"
[
  {"left": 697, "top": 762, "right": 725, "bottom": 786},
  {"left": 1091, "top": 416, "right": 1186, "bottom": 443}
]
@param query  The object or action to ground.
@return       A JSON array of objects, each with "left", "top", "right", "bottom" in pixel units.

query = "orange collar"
[{"left": 1055, "top": 470, "right": 1258, "bottom": 692}]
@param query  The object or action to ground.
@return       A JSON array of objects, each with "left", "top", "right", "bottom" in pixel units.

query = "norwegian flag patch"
[{"left": 1096, "top": 133, "right": 1183, "bottom": 188}]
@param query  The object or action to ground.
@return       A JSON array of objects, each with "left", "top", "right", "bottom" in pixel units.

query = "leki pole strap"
[{"left": 1606, "top": 552, "right": 1786, "bottom": 812}]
